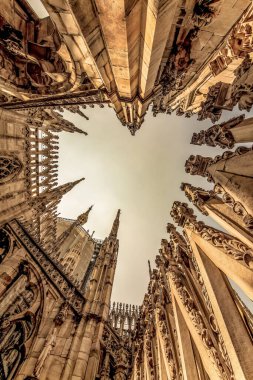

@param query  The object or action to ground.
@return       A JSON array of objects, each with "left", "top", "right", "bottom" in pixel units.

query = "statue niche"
[{"left": 0, "top": 266, "right": 42, "bottom": 380}]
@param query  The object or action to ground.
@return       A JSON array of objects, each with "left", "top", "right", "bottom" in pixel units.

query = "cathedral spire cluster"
[{"left": 1, "top": 0, "right": 253, "bottom": 379}]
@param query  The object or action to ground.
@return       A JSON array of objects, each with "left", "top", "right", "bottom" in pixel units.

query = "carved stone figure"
[{"left": 192, "top": 0, "right": 221, "bottom": 27}]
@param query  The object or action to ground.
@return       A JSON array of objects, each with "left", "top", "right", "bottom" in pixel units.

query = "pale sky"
[{"left": 57, "top": 106, "right": 253, "bottom": 307}]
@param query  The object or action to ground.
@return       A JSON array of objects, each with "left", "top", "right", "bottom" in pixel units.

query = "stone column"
[
  {"left": 171, "top": 201, "right": 253, "bottom": 299},
  {"left": 172, "top": 298, "right": 201, "bottom": 380},
  {"left": 190, "top": 240, "right": 253, "bottom": 379},
  {"left": 182, "top": 183, "right": 253, "bottom": 249},
  {"left": 185, "top": 148, "right": 253, "bottom": 216},
  {"left": 230, "top": 117, "right": 253, "bottom": 143},
  {"left": 154, "top": 307, "right": 177, "bottom": 380},
  {"left": 168, "top": 266, "right": 231, "bottom": 380},
  {"left": 191, "top": 115, "right": 253, "bottom": 148},
  {"left": 186, "top": 226, "right": 253, "bottom": 299}
]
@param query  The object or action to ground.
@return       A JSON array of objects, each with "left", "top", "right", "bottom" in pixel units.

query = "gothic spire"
[
  {"left": 53, "top": 178, "right": 85, "bottom": 199},
  {"left": 30, "top": 178, "right": 84, "bottom": 212},
  {"left": 148, "top": 260, "right": 152, "bottom": 279},
  {"left": 109, "top": 209, "right": 121, "bottom": 240},
  {"left": 55, "top": 205, "right": 93, "bottom": 250},
  {"left": 76, "top": 205, "right": 93, "bottom": 226}
]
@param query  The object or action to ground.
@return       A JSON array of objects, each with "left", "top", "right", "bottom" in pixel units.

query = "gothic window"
[
  {"left": 0, "top": 154, "right": 22, "bottom": 184},
  {"left": 0, "top": 312, "right": 35, "bottom": 380},
  {"left": 0, "top": 281, "right": 39, "bottom": 379},
  {"left": 1, "top": 285, "right": 37, "bottom": 319}
]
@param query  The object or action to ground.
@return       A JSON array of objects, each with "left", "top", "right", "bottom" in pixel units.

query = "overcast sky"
[{"left": 57, "top": 105, "right": 253, "bottom": 308}]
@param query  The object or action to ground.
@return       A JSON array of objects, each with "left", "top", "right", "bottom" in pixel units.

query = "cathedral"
[{"left": 1, "top": 0, "right": 253, "bottom": 379}]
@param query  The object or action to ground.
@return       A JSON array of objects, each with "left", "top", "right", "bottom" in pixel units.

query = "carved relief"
[
  {"left": 8, "top": 220, "right": 85, "bottom": 314},
  {"left": 156, "top": 307, "right": 177, "bottom": 380},
  {"left": 101, "top": 324, "right": 132, "bottom": 379},
  {"left": 214, "top": 183, "right": 253, "bottom": 229},
  {"left": 169, "top": 267, "right": 229, "bottom": 379},
  {"left": 228, "top": 16, "right": 253, "bottom": 58},
  {"left": 185, "top": 145, "right": 253, "bottom": 181},
  {"left": 209, "top": 52, "right": 233, "bottom": 76}
]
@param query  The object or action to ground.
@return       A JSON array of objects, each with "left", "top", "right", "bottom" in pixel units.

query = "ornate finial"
[
  {"left": 109, "top": 209, "right": 121, "bottom": 239},
  {"left": 197, "top": 82, "right": 227, "bottom": 123},
  {"left": 166, "top": 222, "right": 188, "bottom": 261},
  {"left": 76, "top": 205, "right": 93, "bottom": 226},
  {"left": 127, "top": 122, "right": 141, "bottom": 136},
  {"left": 181, "top": 182, "right": 212, "bottom": 215},
  {"left": 190, "top": 116, "right": 242, "bottom": 148},
  {"left": 170, "top": 201, "right": 197, "bottom": 228},
  {"left": 185, "top": 155, "right": 213, "bottom": 178},
  {"left": 166, "top": 222, "right": 177, "bottom": 234},
  {"left": 148, "top": 260, "right": 152, "bottom": 279},
  {"left": 159, "top": 239, "right": 173, "bottom": 265}
]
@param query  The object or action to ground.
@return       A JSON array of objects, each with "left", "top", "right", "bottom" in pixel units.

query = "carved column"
[
  {"left": 171, "top": 201, "right": 253, "bottom": 299},
  {"left": 191, "top": 115, "right": 253, "bottom": 148},
  {"left": 190, "top": 241, "right": 253, "bottom": 379},
  {"left": 155, "top": 306, "right": 177, "bottom": 380},
  {"left": 172, "top": 298, "right": 201, "bottom": 380},
  {"left": 185, "top": 147, "right": 253, "bottom": 216},
  {"left": 168, "top": 265, "right": 230, "bottom": 380},
  {"left": 181, "top": 182, "right": 253, "bottom": 248}
]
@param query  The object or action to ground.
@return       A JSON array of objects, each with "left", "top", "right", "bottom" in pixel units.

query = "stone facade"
[{"left": 1, "top": 1, "right": 253, "bottom": 379}]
